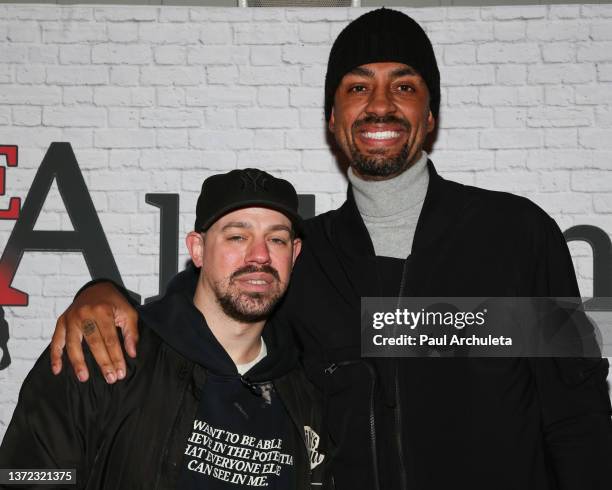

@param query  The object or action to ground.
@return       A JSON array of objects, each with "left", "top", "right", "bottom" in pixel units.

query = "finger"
[
  {"left": 121, "top": 308, "right": 139, "bottom": 360},
  {"left": 65, "top": 314, "right": 89, "bottom": 382},
  {"left": 93, "top": 304, "right": 127, "bottom": 380},
  {"left": 81, "top": 316, "right": 118, "bottom": 384},
  {"left": 50, "top": 315, "right": 67, "bottom": 375}
]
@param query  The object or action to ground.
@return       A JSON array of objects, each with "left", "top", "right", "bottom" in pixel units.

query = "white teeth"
[
  {"left": 246, "top": 280, "right": 267, "bottom": 285},
  {"left": 363, "top": 131, "right": 400, "bottom": 140}
]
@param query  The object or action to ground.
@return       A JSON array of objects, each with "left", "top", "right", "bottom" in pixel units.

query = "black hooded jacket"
[
  {"left": 0, "top": 286, "right": 330, "bottom": 489},
  {"left": 148, "top": 162, "right": 611, "bottom": 490}
]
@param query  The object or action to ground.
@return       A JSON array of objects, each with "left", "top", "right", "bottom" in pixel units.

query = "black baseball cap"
[{"left": 194, "top": 168, "right": 302, "bottom": 235}]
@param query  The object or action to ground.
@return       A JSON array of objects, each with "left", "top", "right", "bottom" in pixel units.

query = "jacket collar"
[
  {"left": 330, "top": 186, "right": 380, "bottom": 300},
  {"left": 412, "top": 161, "right": 472, "bottom": 255}
]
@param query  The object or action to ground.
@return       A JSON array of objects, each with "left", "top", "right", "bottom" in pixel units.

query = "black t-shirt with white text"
[{"left": 178, "top": 373, "right": 297, "bottom": 489}]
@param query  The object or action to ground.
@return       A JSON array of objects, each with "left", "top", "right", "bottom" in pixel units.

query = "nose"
[
  {"left": 245, "top": 236, "right": 271, "bottom": 265},
  {"left": 365, "top": 85, "right": 396, "bottom": 117}
]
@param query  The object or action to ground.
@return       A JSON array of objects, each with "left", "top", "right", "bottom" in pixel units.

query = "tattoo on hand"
[{"left": 82, "top": 320, "right": 97, "bottom": 337}]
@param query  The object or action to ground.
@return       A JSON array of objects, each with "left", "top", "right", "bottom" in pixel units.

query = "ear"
[
  {"left": 426, "top": 109, "right": 435, "bottom": 134},
  {"left": 291, "top": 238, "right": 302, "bottom": 266},
  {"left": 186, "top": 232, "right": 205, "bottom": 268},
  {"left": 328, "top": 108, "right": 336, "bottom": 133}
]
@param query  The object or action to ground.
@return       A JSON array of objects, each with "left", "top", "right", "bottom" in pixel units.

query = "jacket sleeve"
[
  {"left": 74, "top": 264, "right": 199, "bottom": 304},
  {"left": 0, "top": 346, "right": 111, "bottom": 489},
  {"left": 528, "top": 214, "right": 612, "bottom": 490},
  {"left": 74, "top": 278, "right": 140, "bottom": 308}
]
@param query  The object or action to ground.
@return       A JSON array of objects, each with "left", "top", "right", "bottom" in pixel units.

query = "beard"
[
  {"left": 349, "top": 115, "right": 414, "bottom": 178},
  {"left": 349, "top": 140, "right": 411, "bottom": 178},
  {"left": 213, "top": 265, "right": 282, "bottom": 323}
]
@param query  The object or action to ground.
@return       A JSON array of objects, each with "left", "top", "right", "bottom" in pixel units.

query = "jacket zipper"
[
  {"left": 395, "top": 360, "right": 408, "bottom": 490},
  {"left": 325, "top": 360, "right": 380, "bottom": 490},
  {"left": 394, "top": 256, "right": 411, "bottom": 490}
]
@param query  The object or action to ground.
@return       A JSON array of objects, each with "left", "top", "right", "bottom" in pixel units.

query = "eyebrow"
[
  {"left": 347, "top": 65, "right": 419, "bottom": 79},
  {"left": 348, "top": 66, "right": 375, "bottom": 78},
  {"left": 221, "top": 222, "right": 292, "bottom": 234},
  {"left": 390, "top": 66, "right": 419, "bottom": 78},
  {"left": 268, "top": 224, "right": 293, "bottom": 235},
  {"left": 221, "top": 221, "right": 251, "bottom": 231}
]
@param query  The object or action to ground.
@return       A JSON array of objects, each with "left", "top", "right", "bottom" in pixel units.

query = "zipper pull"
[
  {"left": 324, "top": 363, "right": 338, "bottom": 375},
  {"left": 240, "top": 376, "right": 259, "bottom": 395}
]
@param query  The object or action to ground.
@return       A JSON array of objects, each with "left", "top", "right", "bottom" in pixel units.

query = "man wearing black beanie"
[
  {"left": 49, "top": 8, "right": 612, "bottom": 490},
  {"left": 324, "top": 8, "right": 441, "bottom": 124}
]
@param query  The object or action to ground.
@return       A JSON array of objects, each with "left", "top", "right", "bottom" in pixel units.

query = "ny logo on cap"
[{"left": 240, "top": 169, "right": 268, "bottom": 191}]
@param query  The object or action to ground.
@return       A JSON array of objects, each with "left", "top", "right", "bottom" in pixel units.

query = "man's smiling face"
[{"left": 329, "top": 62, "right": 435, "bottom": 181}]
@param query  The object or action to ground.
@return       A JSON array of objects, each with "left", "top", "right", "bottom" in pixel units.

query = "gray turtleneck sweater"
[{"left": 347, "top": 152, "right": 429, "bottom": 259}]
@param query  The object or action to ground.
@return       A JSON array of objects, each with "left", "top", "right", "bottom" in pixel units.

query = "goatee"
[
  {"left": 216, "top": 291, "right": 278, "bottom": 323},
  {"left": 349, "top": 141, "right": 411, "bottom": 178},
  {"left": 213, "top": 264, "right": 282, "bottom": 323},
  {"left": 350, "top": 115, "right": 412, "bottom": 178}
]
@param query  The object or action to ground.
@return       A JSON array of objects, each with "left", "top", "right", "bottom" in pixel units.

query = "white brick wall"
[{"left": 1, "top": 4, "right": 612, "bottom": 441}]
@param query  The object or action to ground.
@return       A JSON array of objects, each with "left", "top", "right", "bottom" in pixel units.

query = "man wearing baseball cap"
[
  {"left": 49, "top": 8, "right": 611, "bottom": 490},
  {"left": 1, "top": 169, "right": 330, "bottom": 489}
]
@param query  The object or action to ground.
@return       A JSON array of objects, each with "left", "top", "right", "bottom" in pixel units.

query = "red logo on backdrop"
[
  {"left": 0, "top": 145, "right": 20, "bottom": 220},
  {"left": 0, "top": 145, "right": 23, "bottom": 306},
  {"left": 0, "top": 145, "right": 19, "bottom": 370}
]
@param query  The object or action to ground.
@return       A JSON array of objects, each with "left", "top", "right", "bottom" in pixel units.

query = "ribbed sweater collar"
[{"left": 347, "top": 151, "right": 430, "bottom": 218}]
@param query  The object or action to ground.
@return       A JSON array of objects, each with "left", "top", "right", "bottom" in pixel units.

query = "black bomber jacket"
[{"left": 0, "top": 288, "right": 332, "bottom": 490}]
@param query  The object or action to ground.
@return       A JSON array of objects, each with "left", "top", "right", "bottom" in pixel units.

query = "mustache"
[
  {"left": 352, "top": 115, "right": 411, "bottom": 131},
  {"left": 230, "top": 265, "right": 280, "bottom": 283}
]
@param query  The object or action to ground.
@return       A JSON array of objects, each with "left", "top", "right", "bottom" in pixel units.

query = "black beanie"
[{"left": 324, "top": 8, "right": 440, "bottom": 123}]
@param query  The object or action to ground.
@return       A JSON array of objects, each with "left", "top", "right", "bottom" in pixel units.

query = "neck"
[{"left": 193, "top": 283, "right": 265, "bottom": 366}]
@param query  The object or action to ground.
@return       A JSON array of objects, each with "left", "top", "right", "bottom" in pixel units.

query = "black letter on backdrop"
[
  {"left": 565, "top": 224, "right": 612, "bottom": 310},
  {"left": 0, "top": 142, "right": 139, "bottom": 307},
  {"left": 145, "top": 193, "right": 179, "bottom": 304}
]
